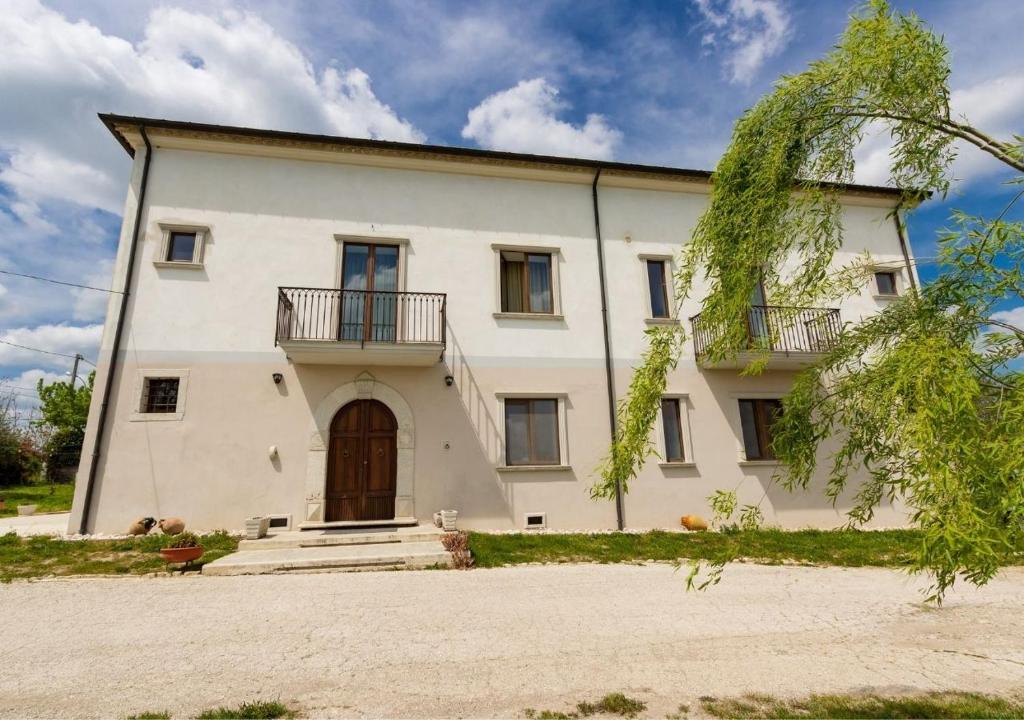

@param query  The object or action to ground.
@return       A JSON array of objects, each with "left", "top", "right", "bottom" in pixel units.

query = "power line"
[
  {"left": 0, "top": 339, "right": 95, "bottom": 364},
  {"left": 0, "top": 268, "right": 121, "bottom": 294}
]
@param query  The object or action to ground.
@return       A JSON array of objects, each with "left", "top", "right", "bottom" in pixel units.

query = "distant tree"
[
  {"left": 34, "top": 371, "right": 93, "bottom": 480},
  {"left": 593, "top": 1, "right": 1023, "bottom": 600},
  {"left": 0, "top": 386, "right": 42, "bottom": 486}
]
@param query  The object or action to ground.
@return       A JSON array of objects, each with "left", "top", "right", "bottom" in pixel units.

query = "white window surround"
[
  {"left": 129, "top": 368, "right": 189, "bottom": 422},
  {"left": 524, "top": 512, "right": 548, "bottom": 529},
  {"left": 333, "top": 234, "right": 409, "bottom": 291},
  {"left": 657, "top": 393, "right": 696, "bottom": 468},
  {"left": 495, "top": 392, "right": 571, "bottom": 472},
  {"left": 639, "top": 253, "right": 680, "bottom": 324},
  {"left": 871, "top": 265, "right": 904, "bottom": 300},
  {"left": 153, "top": 223, "right": 208, "bottom": 269},
  {"left": 492, "top": 243, "right": 564, "bottom": 319}
]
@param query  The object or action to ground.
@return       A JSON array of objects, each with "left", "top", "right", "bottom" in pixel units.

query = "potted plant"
[{"left": 159, "top": 531, "right": 205, "bottom": 565}]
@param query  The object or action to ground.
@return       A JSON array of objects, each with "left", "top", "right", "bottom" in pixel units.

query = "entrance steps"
[{"left": 202, "top": 525, "right": 452, "bottom": 576}]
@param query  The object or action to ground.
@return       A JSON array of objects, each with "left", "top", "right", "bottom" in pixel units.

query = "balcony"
[
  {"left": 690, "top": 305, "right": 842, "bottom": 369},
  {"left": 275, "top": 287, "right": 446, "bottom": 365}
]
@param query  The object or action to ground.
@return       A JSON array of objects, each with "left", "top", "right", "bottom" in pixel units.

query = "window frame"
[
  {"left": 130, "top": 369, "right": 189, "bottom": 422},
  {"left": 492, "top": 244, "right": 563, "bottom": 319},
  {"left": 657, "top": 393, "right": 695, "bottom": 467},
  {"left": 638, "top": 254, "right": 679, "bottom": 325},
  {"left": 496, "top": 393, "right": 570, "bottom": 471},
  {"left": 737, "top": 398, "right": 783, "bottom": 462},
  {"left": 154, "top": 224, "right": 208, "bottom": 268},
  {"left": 873, "top": 270, "right": 900, "bottom": 297}
]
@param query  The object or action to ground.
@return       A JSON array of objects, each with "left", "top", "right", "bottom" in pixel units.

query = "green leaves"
[{"left": 594, "top": 0, "right": 1024, "bottom": 602}]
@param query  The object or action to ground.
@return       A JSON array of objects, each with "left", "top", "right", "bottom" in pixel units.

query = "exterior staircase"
[{"left": 202, "top": 525, "right": 452, "bottom": 576}]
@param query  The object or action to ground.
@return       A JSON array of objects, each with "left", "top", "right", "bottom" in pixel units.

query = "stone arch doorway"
[
  {"left": 305, "top": 372, "right": 416, "bottom": 524},
  {"left": 326, "top": 399, "right": 398, "bottom": 521}
]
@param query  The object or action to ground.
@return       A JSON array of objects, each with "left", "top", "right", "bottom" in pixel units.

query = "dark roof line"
[{"left": 98, "top": 113, "right": 905, "bottom": 197}]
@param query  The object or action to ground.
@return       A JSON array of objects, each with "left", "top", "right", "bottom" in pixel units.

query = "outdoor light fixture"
[
  {"left": 444, "top": 375, "right": 454, "bottom": 386},
  {"left": 272, "top": 373, "right": 283, "bottom": 384}
]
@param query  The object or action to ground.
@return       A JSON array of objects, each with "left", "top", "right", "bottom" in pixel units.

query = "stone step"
[
  {"left": 237, "top": 526, "right": 444, "bottom": 551},
  {"left": 202, "top": 540, "right": 453, "bottom": 576}
]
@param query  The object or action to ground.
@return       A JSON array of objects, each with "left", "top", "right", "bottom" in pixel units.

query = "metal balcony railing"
[
  {"left": 690, "top": 305, "right": 842, "bottom": 358},
  {"left": 276, "top": 287, "right": 446, "bottom": 347}
]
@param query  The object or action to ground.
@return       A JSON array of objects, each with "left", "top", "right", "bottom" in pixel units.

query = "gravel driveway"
[{"left": 1, "top": 563, "right": 1023, "bottom": 719}]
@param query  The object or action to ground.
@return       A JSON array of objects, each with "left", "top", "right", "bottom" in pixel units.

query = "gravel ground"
[{"left": 1, "top": 563, "right": 1023, "bottom": 719}]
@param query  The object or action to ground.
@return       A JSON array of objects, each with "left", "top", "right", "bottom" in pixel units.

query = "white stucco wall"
[{"left": 70, "top": 136, "right": 911, "bottom": 534}]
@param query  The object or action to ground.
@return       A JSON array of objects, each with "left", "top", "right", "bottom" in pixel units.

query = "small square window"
[
  {"left": 167, "top": 232, "right": 197, "bottom": 263},
  {"left": 142, "top": 378, "right": 180, "bottom": 414},
  {"left": 500, "top": 251, "right": 553, "bottom": 313},
  {"left": 661, "top": 398, "right": 685, "bottom": 462},
  {"left": 647, "top": 260, "right": 670, "bottom": 319},
  {"left": 504, "top": 398, "right": 560, "bottom": 465},
  {"left": 738, "top": 399, "right": 782, "bottom": 460},
  {"left": 875, "top": 271, "right": 898, "bottom": 296}
]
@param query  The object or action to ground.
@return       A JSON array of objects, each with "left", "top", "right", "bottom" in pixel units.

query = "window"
[
  {"left": 156, "top": 224, "right": 207, "bottom": 267},
  {"left": 142, "top": 378, "right": 180, "bottom": 414},
  {"left": 646, "top": 260, "right": 670, "bottom": 319},
  {"left": 661, "top": 398, "right": 686, "bottom": 462},
  {"left": 875, "top": 271, "right": 898, "bottom": 296},
  {"left": 504, "top": 398, "right": 560, "bottom": 465},
  {"left": 500, "top": 251, "right": 553, "bottom": 313},
  {"left": 166, "top": 232, "right": 197, "bottom": 263},
  {"left": 738, "top": 399, "right": 782, "bottom": 460}
]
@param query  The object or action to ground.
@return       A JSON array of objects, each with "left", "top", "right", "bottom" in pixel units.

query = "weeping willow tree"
[{"left": 593, "top": 0, "right": 1024, "bottom": 600}]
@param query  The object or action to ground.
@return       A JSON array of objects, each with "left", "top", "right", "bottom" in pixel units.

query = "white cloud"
[
  {"left": 71, "top": 259, "right": 115, "bottom": 322},
  {"left": 0, "top": 323, "right": 103, "bottom": 369},
  {"left": 991, "top": 306, "right": 1024, "bottom": 333},
  {"left": 694, "top": 0, "right": 791, "bottom": 84},
  {"left": 854, "top": 74, "right": 1024, "bottom": 187},
  {"left": 0, "top": 0, "right": 424, "bottom": 215},
  {"left": 462, "top": 78, "right": 621, "bottom": 160}
]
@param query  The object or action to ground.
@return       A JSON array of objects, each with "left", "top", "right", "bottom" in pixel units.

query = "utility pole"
[{"left": 70, "top": 353, "right": 82, "bottom": 390}]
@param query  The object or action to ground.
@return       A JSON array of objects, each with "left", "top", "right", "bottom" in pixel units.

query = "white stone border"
[{"left": 304, "top": 372, "right": 415, "bottom": 522}]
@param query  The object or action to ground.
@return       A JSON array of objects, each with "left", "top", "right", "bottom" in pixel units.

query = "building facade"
[{"left": 68, "top": 115, "right": 914, "bottom": 534}]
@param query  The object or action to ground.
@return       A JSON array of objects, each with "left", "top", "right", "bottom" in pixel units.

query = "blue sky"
[{"left": 1, "top": 0, "right": 1022, "bottom": 413}]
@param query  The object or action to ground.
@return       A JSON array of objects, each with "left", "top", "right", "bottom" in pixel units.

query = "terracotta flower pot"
[{"left": 160, "top": 546, "right": 204, "bottom": 564}]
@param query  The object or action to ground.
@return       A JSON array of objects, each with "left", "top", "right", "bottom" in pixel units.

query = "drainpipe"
[
  {"left": 592, "top": 168, "right": 624, "bottom": 531},
  {"left": 893, "top": 201, "right": 918, "bottom": 292},
  {"left": 78, "top": 126, "right": 153, "bottom": 534}
]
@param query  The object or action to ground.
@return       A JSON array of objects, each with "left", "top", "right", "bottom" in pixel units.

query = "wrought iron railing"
[
  {"left": 276, "top": 287, "right": 446, "bottom": 347},
  {"left": 690, "top": 305, "right": 842, "bottom": 358}
]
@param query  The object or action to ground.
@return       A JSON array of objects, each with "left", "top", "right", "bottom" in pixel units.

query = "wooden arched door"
[{"left": 326, "top": 399, "right": 398, "bottom": 521}]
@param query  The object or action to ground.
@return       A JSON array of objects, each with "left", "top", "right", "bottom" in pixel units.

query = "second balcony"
[{"left": 276, "top": 287, "right": 446, "bottom": 365}]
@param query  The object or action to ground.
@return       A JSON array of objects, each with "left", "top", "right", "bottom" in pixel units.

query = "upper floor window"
[
  {"left": 504, "top": 398, "right": 560, "bottom": 466},
  {"left": 647, "top": 260, "right": 670, "bottom": 319},
  {"left": 874, "top": 271, "right": 898, "bottom": 296},
  {"left": 738, "top": 398, "right": 782, "bottom": 461},
  {"left": 500, "top": 251, "right": 553, "bottom": 314},
  {"left": 155, "top": 224, "right": 207, "bottom": 268}
]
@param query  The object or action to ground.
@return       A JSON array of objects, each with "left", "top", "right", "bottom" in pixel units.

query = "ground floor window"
[
  {"left": 738, "top": 398, "right": 782, "bottom": 460},
  {"left": 504, "top": 398, "right": 560, "bottom": 465},
  {"left": 142, "top": 377, "right": 180, "bottom": 413},
  {"left": 661, "top": 398, "right": 686, "bottom": 462}
]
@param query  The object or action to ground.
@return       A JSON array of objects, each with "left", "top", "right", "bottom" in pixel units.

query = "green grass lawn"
[
  {"left": 0, "top": 531, "right": 239, "bottom": 582},
  {"left": 0, "top": 482, "right": 75, "bottom": 518},
  {"left": 468, "top": 528, "right": 937, "bottom": 569},
  {"left": 699, "top": 691, "right": 1024, "bottom": 719}
]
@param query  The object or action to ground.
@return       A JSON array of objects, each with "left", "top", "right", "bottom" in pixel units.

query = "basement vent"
[
  {"left": 267, "top": 515, "right": 291, "bottom": 530},
  {"left": 524, "top": 512, "right": 547, "bottom": 530}
]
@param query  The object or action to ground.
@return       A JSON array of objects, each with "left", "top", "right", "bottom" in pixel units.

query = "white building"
[{"left": 68, "top": 114, "right": 914, "bottom": 534}]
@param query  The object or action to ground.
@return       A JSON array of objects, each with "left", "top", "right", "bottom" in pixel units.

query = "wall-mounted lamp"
[
  {"left": 444, "top": 375, "right": 454, "bottom": 387},
  {"left": 272, "top": 373, "right": 283, "bottom": 384}
]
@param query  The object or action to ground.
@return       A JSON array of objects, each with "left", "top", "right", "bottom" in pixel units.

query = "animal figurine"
[
  {"left": 680, "top": 514, "right": 708, "bottom": 532},
  {"left": 158, "top": 517, "right": 186, "bottom": 535},
  {"left": 127, "top": 517, "right": 157, "bottom": 536}
]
